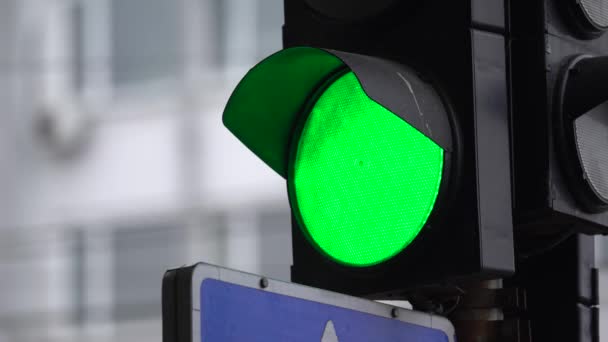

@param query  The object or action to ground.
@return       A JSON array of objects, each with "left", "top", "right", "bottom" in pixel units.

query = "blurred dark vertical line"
[
  {"left": 71, "top": 228, "right": 86, "bottom": 327},
  {"left": 0, "top": 0, "right": 19, "bottom": 228},
  {"left": 217, "top": 213, "right": 228, "bottom": 267},
  {"left": 179, "top": 0, "right": 203, "bottom": 237},
  {"left": 256, "top": 0, "right": 284, "bottom": 60},
  {"left": 71, "top": 2, "right": 84, "bottom": 92},
  {"left": 210, "top": 0, "right": 226, "bottom": 68}
]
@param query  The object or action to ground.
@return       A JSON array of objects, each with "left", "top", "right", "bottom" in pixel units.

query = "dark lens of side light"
[
  {"left": 580, "top": 0, "right": 608, "bottom": 29},
  {"left": 569, "top": 0, "right": 608, "bottom": 37},
  {"left": 573, "top": 103, "right": 608, "bottom": 205},
  {"left": 555, "top": 55, "right": 608, "bottom": 212}
]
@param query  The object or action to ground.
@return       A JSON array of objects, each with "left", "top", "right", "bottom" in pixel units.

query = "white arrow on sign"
[{"left": 321, "top": 320, "right": 339, "bottom": 342}]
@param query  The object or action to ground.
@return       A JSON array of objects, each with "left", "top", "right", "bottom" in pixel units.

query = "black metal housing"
[
  {"left": 162, "top": 265, "right": 197, "bottom": 342},
  {"left": 511, "top": 0, "right": 608, "bottom": 234},
  {"left": 507, "top": 234, "right": 599, "bottom": 342},
  {"left": 285, "top": 0, "right": 514, "bottom": 297},
  {"left": 303, "top": 0, "right": 403, "bottom": 22}
]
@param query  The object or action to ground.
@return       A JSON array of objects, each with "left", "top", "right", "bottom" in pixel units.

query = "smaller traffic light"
[
  {"left": 555, "top": 56, "right": 608, "bottom": 213},
  {"left": 511, "top": 0, "right": 608, "bottom": 234}
]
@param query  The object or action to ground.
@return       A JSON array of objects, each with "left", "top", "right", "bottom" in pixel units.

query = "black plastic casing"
[
  {"left": 162, "top": 265, "right": 197, "bottom": 342},
  {"left": 511, "top": 1, "right": 608, "bottom": 234},
  {"left": 285, "top": 0, "right": 514, "bottom": 297}
]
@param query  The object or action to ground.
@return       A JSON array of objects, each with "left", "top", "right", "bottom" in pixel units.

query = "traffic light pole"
[
  {"left": 449, "top": 280, "right": 529, "bottom": 342},
  {"left": 507, "top": 234, "right": 598, "bottom": 342},
  {"left": 447, "top": 234, "right": 598, "bottom": 342}
]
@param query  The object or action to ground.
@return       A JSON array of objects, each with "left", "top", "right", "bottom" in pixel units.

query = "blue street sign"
[
  {"left": 171, "top": 263, "right": 454, "bottom": 342},
  {"left": 200, "top": 279, "right": 452, "bottom": 341}
]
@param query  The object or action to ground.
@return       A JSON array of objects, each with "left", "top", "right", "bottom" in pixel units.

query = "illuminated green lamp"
[{"left": 223, "top": 47, "right": 451, "bottom": 267}]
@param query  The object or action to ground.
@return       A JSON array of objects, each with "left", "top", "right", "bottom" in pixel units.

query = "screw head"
[
  {"left": 259, "top": 277, "right": 269, "bottom": 289},
  {"left": 391, "top": 307, "right": 399, "bottom": 318}
]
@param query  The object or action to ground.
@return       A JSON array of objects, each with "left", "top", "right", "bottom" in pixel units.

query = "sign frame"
[{"left": 162, "top": 262, "right": 455, "bottom": 342}]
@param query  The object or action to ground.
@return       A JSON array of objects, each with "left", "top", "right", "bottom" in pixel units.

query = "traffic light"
[
  {"left": 223, "top": 0, "right": 515, "bottom": 296},
  {"left": 511, "top": 1, "right": 608, "bottom": 234}
]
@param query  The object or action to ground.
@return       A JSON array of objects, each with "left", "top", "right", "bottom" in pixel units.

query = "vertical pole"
[
  {"left": 511, "top": 234, "right": 599, "bottom": 342},
  {"left": 449, "top": 280, "right": 529, "bottom": 342}
]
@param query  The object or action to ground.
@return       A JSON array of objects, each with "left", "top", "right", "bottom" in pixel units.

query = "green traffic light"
[
  {"left": 223, "top": 47, "right": 447, "bottom": 268},
  {"left": 289, "top": 71, "right": 444, "bottom": 267}
]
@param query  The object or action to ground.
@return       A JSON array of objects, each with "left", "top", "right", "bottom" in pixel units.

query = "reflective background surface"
[{"left": 0, "top": 1, "right": 605, "bottom": 341}]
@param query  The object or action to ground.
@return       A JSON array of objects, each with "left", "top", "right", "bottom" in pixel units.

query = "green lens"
[{"left": 291, "top": 71, "right": 444, "bottom": 267}]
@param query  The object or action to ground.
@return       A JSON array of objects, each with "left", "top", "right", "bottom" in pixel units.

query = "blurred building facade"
[
  {"left": 0, "top": 1, "right": 290, "bottom": 341},
  {"left": 0, "top": 1, "right": 605, "bottom": 341}
]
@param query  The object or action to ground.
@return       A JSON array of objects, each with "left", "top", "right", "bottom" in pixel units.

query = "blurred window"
[
  {"left": 67, "top": 0, "right": 284, "bottom": 101},
  {"left": 113, "top": 223, "right": 186, "bottom": 321},
  {"left": 110, "top": 0, "right": 181, "bottom": 88},
  {"left": 258, "top": 210, "right": 292, "bottom": 281}
]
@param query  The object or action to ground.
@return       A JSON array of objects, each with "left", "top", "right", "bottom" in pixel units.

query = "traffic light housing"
[
  {"left": 225, "top": 48, "right": 454, "bottom": 268},
  {"left": 224, "top": 0, "right": 515, "bottom": 297},
  {"left": 511, "top": 1, "right": 608, "bottom": 234}
]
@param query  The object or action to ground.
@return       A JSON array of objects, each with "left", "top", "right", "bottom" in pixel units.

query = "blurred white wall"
[
  {"left": 2, "top": 0, "right": 286, "bottom": 231},
  {"left": 0, "top": 1, "right": 289, "bottom": 341}
]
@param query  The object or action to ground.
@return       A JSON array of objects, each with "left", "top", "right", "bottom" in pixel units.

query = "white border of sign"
[{"left": 189, "top": 263, "right": 455, "bottom": 341}]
